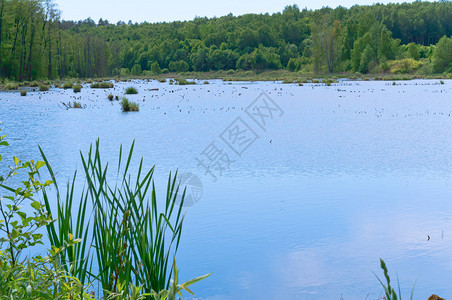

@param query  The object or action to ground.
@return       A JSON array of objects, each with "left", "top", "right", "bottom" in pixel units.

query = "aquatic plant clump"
[
  {"left": 125, "top": 86, "right": 138, "bottom": 94},
  {"left": 39, "top": 85, "right": 49, "bottom": 91},
  {"left": 73, "top": 84, "right": 82, "bottom": 93},
  {"left": 120, "top": 97, "right": 139, "bottom": 112},
  {"left": 63, "top": 82, "right": 74, "bottom": 89},
  {"left": 91, "top": 82, "right": 114, "bottom": 89}
]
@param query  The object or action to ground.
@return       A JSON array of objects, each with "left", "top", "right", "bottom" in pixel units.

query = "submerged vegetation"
[
  {"left": 0, "top": 128, "right": 210, "bottom": 298},
  {"left": 0, "top": 1, "right": 451, "bottom": 82}
]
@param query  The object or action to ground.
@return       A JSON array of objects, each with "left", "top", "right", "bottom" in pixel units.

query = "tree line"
[{"left": 0, "top": 0, "right": 451, "bottom": 81}]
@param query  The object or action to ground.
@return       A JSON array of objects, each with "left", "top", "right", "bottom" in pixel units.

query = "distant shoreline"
[{"left": 1, "top": 70, "right": 450, "bottom": 90}]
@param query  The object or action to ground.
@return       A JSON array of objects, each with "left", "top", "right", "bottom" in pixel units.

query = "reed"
[{"left": 41, "top": 141, "right": 187, "bottom": 297}]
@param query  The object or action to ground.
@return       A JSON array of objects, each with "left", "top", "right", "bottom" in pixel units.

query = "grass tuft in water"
[
  {"left": 120, "top": 97, "right": 139, "bottom": 112},
  {"left": 91, "top": 82, "right": 114, "bottom": 89},
  {"left": 39, "top": 85, "right": 49, "bottom": 91},
  {"left": 125, "top": 86, "right": 138, "bottom": 94},
  {"left": 73, "top": 84, "right": 82, "bottom": 93}
]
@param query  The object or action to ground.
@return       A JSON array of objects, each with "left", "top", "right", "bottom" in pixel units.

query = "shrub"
[
  {"left": 389, "top": 58, "right": 423, "bottom": 74},
  {"left": 120, "top": 97, "right": 139, "bottom": 111},
  {"left": 169, "top": 60, "right": 189, "bottom": 72},
  {"left": 150, "top": 61, "right": 162, "bottom": 74},
  {"left": 108, "top": 94, "right": 114, "bottom": 101},
  {"left": 158, "top": 78, "right": 166, "bottom": 83},
  {"left": 432, "top": 36, "right": 452, "bottom": 73},
  {"left": 73, "top": 84, "right": 82, "bottom": 93},
  {"left": 39, "top": 85, "right": 49, "bottom": 91},
  {"left": 63, "top": 82, "right": 73, "bottom": 89},
  {"left": 30, "top": 81, "right": 39, "bottom": 87},
  {"left": 125, "top": 86, "right": 138, "bottom": 94},
  {"left": 91, "top": 82, "right": 114, "bottom": 88},
  {"left": 131, "top": 64, "right": 142, "bottom": 76},
  {"left": 440, "top": 80, "right": 444, "bottom": 85},
  {"left": 20, "top": 90, "right": 27, "bottom": 96}
]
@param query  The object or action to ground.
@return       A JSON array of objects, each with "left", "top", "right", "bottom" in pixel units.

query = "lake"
[{"left": 0, "top": 79, "right": 451, "bottom": 299}]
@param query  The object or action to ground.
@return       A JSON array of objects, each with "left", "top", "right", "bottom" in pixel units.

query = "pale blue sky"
[{"left": 55, "top": 0, "right": 430, "bottom": 23}]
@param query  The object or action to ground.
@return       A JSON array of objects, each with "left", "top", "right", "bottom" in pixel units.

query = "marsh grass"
[
  {"left": 40, "top": 140, "right": 187, "bottom": 297},
  {"left": 4, "top": 82, "right": 18, "bottom": 90},
  {"left": 120, "top": 97, "right": 139, "bottom": 112},
  {"left": 91, "top": 82, "right": 114, "bottom": 89},
  {"left": 176, "top": 78, "right": 196, "bottom": 85},
  {"left": 39, "top": 85, "right": 49, "bottom": 91},
  {"left": 73, "top": 84, "right": 82, "bottom": 93},
  {"left": 20, "top": 90, "right": 27, "bottom": 96},
  {"left": 63, "top": 82, "right": 74, "bottom": 89},
  {"left": 125, "top": 86, "right": 138, "bottom": 94}
]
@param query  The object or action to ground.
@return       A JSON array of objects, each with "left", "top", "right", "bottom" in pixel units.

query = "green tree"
[{"left": 432, "top": 36, "right": 452, "bottom": 73}]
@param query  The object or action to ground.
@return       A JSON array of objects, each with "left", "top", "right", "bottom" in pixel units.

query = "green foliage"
[
  {"left": 120, "top": 97, "right": 139, "bottom": 111},
  {"left": 150, "top": 61, "right": 162, "bottom": 74},
  {"left": 1, "top": 128, "right": 209, "bottom": 298},
  {"left": 168, "top": 61, "right": 189, "bottom": 72},
  {"left": 20, "top": 91, "right": 27, "bottom": 97},
  {"left": 389, "top": 59, "right": 423, "bottom": 74},
  {"left": 125, "top": 86, "right": 138, "bottom": 94},
  {"left": 1, "top": 1, "right": 450, "bottom": 79},
  {"left": 40, "top": 140, "right": 209, "bottom": 297},
  {"left": 131, "top": 64, "right": 142, "bottom": 76},
  {"left": 0, "top": 128, "right": 92, "bottom": 299},
  {"left": 432, "top": 36, "right": 452, "bottom": 73},
  {"left": 91, "top": 82, "right": 114, "bottom": 88}
]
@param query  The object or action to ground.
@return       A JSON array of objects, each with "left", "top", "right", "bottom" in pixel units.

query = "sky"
[{"left": 55, "top": 0, "right": 431, "bottom": 23}]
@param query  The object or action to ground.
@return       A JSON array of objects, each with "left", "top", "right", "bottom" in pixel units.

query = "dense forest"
[{"left": 0, "top": 0, "right": 451, "bottom": 81}]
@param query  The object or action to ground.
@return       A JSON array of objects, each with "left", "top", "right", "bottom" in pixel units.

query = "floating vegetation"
[
  {"left": 20, "top": 90, "right": 27, "bottom": 96},
  {"left": 120, "top": 97, "right": 139, "bottom": 112},
  {"left": 108, "top": 94, "right": 114, "bottom": 101}
]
